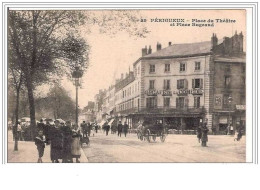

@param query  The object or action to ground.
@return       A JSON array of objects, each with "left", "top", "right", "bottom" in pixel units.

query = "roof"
[{"left": 144, "top": 41, "right": 212, "bottom": 58}]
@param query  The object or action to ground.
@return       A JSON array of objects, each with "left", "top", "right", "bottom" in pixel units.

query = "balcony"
[
  {"left": 115, "top": 106, "right": 205, "bottom": 116},
  {"left": 139, "top": 106, "right": 205, "bottom": 115}
]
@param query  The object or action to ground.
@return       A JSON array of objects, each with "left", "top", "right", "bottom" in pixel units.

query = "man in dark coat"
[
  {"left": 60, "top": 121, "right": 73, "bottom": 163},
  {"left": 49, "top": 120, "right": 63, "bottom": 163},
  {"left": 104, "top": 122, "right": 110, "bottom": 136},
  {"left": 123, "top": 121, "right": 129, "bottom": 137},
  {"left": 117, "top": 121, "right": 123, "bottom": 137},
  {"left": 37, "top": 119, "right": 45, "bottom": 132},
  {"left": 197, "top": 125, "right": 202, "bottom": 143},
  {"left": 201, "top": 120, "right": 209, "bottom": 147}
]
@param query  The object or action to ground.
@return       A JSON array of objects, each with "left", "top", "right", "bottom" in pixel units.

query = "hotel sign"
[
  {"left": 236, "top": 105, "right": 246, "bottom": 110},
  {"left": 145, "top": 89, "right": 204, "bottom": 96}
]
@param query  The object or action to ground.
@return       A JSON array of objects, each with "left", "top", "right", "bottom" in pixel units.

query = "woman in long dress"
[{"left": 71, "top": 125, "right": 81, "bottom": 163}]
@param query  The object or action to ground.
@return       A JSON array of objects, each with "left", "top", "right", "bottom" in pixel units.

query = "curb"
[{"left": 80, "top": 148, "right": 89, "bottom": 163}]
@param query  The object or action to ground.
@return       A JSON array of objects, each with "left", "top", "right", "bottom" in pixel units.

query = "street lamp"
[{"left": 72, "top": 66, "right": 83, "bottom": 127}]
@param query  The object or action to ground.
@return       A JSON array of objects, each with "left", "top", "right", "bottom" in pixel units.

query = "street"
[{"left": 83, "top": 132, "right": 246, "bottom": 163}]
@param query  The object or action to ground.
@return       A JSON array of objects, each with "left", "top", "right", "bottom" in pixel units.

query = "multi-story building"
[
  {"left": 94, "top": 32, "right": 246, "bottom": 133},
  {"left": 114, "top": 72, "right": 140, "bottom": 128},
  {"left": 131, "top": 41, "right": 211, "bottom": 131},
  {"left": 211, "top": 32, "right": 246, "bottom": 133}
]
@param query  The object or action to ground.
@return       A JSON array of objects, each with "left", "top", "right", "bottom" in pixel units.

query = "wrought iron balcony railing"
[{"left": 115, "top": 106, "right": 205, "bottom": 115}]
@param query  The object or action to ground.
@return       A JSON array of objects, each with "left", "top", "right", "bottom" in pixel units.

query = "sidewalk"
[{"left": 8, "top": 132, "right": 88, "bottom": 163}]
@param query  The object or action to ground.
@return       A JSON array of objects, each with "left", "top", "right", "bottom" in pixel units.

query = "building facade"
[{"left": 94, "top": 32, "right": 246, "bottom": 133}]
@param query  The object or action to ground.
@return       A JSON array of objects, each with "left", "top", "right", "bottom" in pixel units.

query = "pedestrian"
[
  {"left": 201, "top": 121, "right": 209, "bottom": 147},
  {"left": 95, "top": 123, "right": 98, "bottom": 133},
  {"left": 230, "top": 124, "right": 234, "bottom": 135},
  {"left": 117, "top": 121, "right": 123, "bottom": 137},
  {"left": 80, "top": 121, "right": 88, "bottom": 137},
  {"left": 34, "top": 129, "right": 47, "bottom": 163},
  {"left": 17, "top": 122, "right": 22, "bottom": 141},
  {"left": 37, "top": 119, "right": 45, "bottom": 131},
  {"left": 71, "top": 127, "right": 81, "bottom": 163},
  {"left": 49, "top": 120, "right": 63, "bottom": 163},
  {"left": 44, "top": 121, "right": 51, "bottom": 145},
  {"left": 123, "top": 121, "right": 129, "bottom": 137},
  {"left": 61, "top": 120, "right": 73, "bottom": 163},
  {"left": 87, "top": 122, "right": 91, "bottom": 137},
  {"left": 104, "top": 121, "right": 110, "bottom": 136},
  {"left": 197, "top": 125, "right": 202, "bottom": 143},
  {"left": 234, "top": 123, "right": 243, "bottom": 141}
]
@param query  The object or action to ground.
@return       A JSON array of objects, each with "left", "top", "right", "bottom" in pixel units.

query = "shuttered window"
[
  {"left": 164, "top": 97, "right": 170, "bottom": 107},
  {"left": 164, "top": 79, "right": 171, "bottom": 90},
  {"left": 194, "top": 97, "right": 200, "bottom": 108},
  {"left": 146, "top": 97, "right": 157, "bottom": 108},
  {"left": 192, "top": 79, "right": 203, "bottom": 89}
]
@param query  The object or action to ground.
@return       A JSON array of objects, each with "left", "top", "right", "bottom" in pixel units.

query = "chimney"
[
  {"left": 156, "top": 42, "right": 162, "bottom": 51},
  {"left": 121, "top": 73, "right": 124, "bottom": 80},
  {"left": 168, "top": 42, "right": 172, "bottom": 46},
  {"left": 211, "top": 33, "right": 218, "bottom": 50},
  {"left": 148, "top": 45, "right": 152, "bottom": 54},
  {"left": 142, "top": 46, "right": 148, "bottom": 56}
]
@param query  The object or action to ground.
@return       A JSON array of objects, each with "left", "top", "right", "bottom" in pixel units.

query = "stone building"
[
  {"left": 211, "top": 32, "right": 246, "bottom": 133},
  {"left": 94, "top": 32, "right": 246, "bottom": 133}
]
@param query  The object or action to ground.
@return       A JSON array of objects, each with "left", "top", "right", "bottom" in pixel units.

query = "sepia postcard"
[{"left": 6, "top": 7, "right": 249, "bottom": 163}]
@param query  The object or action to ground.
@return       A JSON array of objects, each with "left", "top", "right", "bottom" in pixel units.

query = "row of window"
[
  {"left": 149, "top": 61, "right": 201, "bottom": 73},
  {"left": 116, "top": 82, "right": 140, "bottom": 101},
  {"left": 117, "top": 99, "right": 139, "bottom": 112},
  {"left": 146, "top": 97, "right": 201, "bottom": 108},
  {"left": 149, "top": 79, "right": 203, "bottom": 90}
]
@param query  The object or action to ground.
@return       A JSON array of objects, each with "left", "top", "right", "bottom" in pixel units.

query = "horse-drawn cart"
[{"left": 137, "top": 121, "right": 167, "bottom": 143}]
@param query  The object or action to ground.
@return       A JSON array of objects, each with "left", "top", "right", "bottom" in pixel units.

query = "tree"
[
  {"left": 8, "top": 10, "right": 88, "bottom": 138},
  {"left": 8, "top": 33, "right": 25, "bottom": 150},
  {"left": 46, "top": 84, "right": 76, "bottom": 120},
  {"left": 8, "top": 10, "right": 149, "bottom": 139}
]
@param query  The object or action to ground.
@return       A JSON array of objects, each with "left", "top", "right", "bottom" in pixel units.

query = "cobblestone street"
[{"left": 83, "top": 132, "right": 246, "bottom": 163}]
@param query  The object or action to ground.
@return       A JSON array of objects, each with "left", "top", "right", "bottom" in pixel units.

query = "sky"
[{"left": 39, "top": 9, "right": 246, "bottom": 108}]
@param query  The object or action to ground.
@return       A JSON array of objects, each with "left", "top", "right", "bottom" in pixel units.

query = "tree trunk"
[
  {"left": 14, "top": 89, "right": 20, "bottom": 151},
  {"left": 26, "top": 74, "right": 36, "bottom": 140}
]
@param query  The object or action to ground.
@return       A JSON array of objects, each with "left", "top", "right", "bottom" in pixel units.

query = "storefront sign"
[
  {"left": 214, "top": 94, "right": 223, "bottom": 109},
  {"left": 219, "top": 116, "right": 228, "bottom": 124},
  {"left": 145, "top": 90, "right": 161, "bottom": 96},
  {"left": 236, "top": 105, "right": 246, "bottom": 110},
  {"left": 145, "top": 89, "right": 204, "bottom": 96},
  {"left": 162, "top": 90, "right": 172, "bottom": 96}
]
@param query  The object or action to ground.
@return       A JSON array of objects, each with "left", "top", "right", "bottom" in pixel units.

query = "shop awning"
[
  {"left": 98, "top": 120, "right": 106, "bottom": 126},
  {"left": 108, "top": 119, "right": 115, "bottom": 126}
]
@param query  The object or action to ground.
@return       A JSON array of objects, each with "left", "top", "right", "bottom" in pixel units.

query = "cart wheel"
[
  {"left": 152, "top": 136, "right": 156, "bottom": 141},
  {"left": 160, "top": 134, "right": 166, "bottom": 142},
  {"left": 146, "top": 130, "right": 151, "bottom": 143}
]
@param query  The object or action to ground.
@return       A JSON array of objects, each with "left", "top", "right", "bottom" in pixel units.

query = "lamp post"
[{"left": 72, "top": 66, "right": 83, "bottom": 127}]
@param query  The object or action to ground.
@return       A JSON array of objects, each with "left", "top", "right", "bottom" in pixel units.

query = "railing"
[
  {"left": 139, "top": 106, "right": 205, "bottom": 114},
  {"left": 115, "top": 106, "right": 205, "bottom": 115}
]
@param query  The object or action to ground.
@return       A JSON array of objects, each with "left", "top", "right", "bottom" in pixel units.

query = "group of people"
[
  {"left": 197, "top": 120, "right": 244, "bottom": 147},
  {"left": 34, "top": 119, "right": 81, "bottom": 163},
  {"left": 103, "top": 121, "right": 129, "bottom": 137}
]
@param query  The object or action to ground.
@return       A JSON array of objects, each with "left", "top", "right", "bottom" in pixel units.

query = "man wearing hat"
[
  {"left": 49, "top": 120, "right": 63, "bottom": 163},
  {"left": 117, "top": 121, "right": 123, "bottom": 137},
  {"left": 60, "top": 120, "right": 73, "bottom": 163}
]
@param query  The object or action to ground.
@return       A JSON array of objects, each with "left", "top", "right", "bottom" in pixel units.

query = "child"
[{"left": 34, "top": 130, "right": 46, "bottom": 163}]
